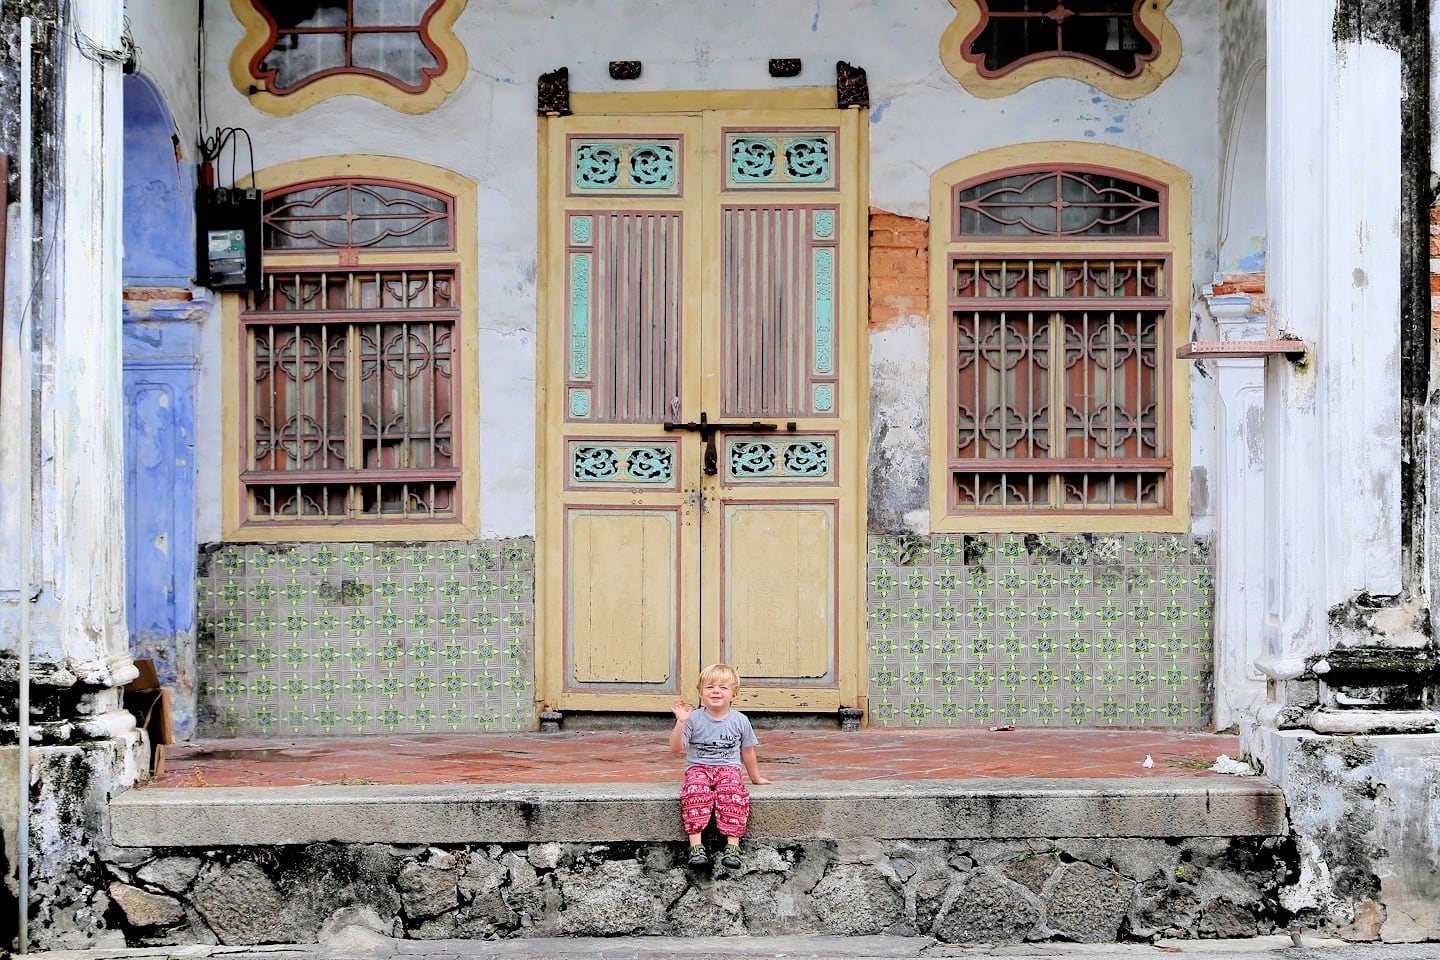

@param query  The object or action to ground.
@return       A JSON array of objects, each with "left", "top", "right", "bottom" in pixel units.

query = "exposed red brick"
[
  {"left": 122, "top": 288, "right": 194, "bottom": 301},
  {"left": 868, "top": 208, "right": 929, "bottom": 330}
]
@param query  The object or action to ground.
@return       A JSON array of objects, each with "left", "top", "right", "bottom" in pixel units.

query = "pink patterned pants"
[{"left": 680, "top": 764, "right": 751, "bottom": 837}]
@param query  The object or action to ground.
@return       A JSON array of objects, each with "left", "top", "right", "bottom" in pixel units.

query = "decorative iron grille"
[
  {"left": 249, "top": 0, "right": 450, "bottom": 95},
  {"left": 948, "top": 254, "right": 1169, "bottom": 513},
  {"left": 262, "top": 180, "right": 453, "bottom": 250},
  {"left": 243, "top": 269, "right": 459, "bottom": 523},
  {"left": 955, "top": 168, "right": 1162, "bottom": 238}
]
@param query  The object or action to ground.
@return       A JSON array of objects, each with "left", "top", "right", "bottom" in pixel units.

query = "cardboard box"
[{"left": 124, "top": 659, "right": 175, "bottom": 776}]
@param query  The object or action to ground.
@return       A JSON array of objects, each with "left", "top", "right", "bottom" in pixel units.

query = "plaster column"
[
  {"left": 1245, "top": 1, "right": 1440, "bottom": 941},
  {"left": 1207, "top": 295, "right": 1267, "bottom": 731},
  {"left": 1254, "top": 0, "right": 1331, "bottom": 717},
  {"left": 1256, "top": 0, "right": 1407, "bottom": 726},
  {"left": 28, "top": 1, "right": 141, "bottom": 707}
]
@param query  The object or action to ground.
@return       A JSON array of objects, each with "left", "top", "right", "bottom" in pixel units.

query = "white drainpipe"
[{"left": 16, "top": 14, "right": 35, "bottom": 956}]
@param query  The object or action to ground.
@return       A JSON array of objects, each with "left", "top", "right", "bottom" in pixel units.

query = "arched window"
[
  {"left": 224, "top": 160, "right": 479, "bottom": 539},
  {"left": 929, "top": 146, "right": 1191, "bottom": 530}
]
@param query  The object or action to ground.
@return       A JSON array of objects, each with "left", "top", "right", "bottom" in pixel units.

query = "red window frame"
[
  {"left": 238, "top": 176, "right": 465, "bottom": 527},
  {"left": 944, "top": 163, "right": 1176, "bottom": 516}
]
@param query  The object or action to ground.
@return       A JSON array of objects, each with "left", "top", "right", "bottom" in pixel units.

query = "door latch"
[{"left": 663, "top": 411, "right": 785, "bottom": 475}]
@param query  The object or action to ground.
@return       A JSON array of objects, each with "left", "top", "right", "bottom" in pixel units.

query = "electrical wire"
[
  {"left": 70, "top": 3, "right": 138, "bottom": 71},
  {"left": 199, "top": 126, "right": 257, "bottom": 188}
]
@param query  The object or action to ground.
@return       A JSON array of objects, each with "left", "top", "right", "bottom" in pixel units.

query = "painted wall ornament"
[
  {"left": 940, "top": 0, "right": 1181, "bottom": 100},
  {"left": 230, "top": 0, "right": 469, "bottom": 115}
]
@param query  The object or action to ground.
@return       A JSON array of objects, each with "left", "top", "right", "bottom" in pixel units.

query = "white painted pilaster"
[
  {"left": 1208, "top": 295, "right": 1268, "bottom": 731},
  {"left": 1258, "top": 0, "right": 1334, "bottom": 694},
  {"left": 1258, "top": 0, "right": 1406, "bottom": 710}
]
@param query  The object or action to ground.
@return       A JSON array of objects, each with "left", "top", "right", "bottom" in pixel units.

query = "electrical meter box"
[{"left": 195, "top": 186, "right": 262, "bottom": 290}]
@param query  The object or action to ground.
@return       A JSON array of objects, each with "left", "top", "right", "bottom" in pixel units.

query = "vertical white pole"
[{"left": 16, "top": 14, "right": 34, "bottom": 955}]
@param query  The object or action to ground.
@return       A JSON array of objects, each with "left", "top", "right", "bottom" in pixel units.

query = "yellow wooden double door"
[{"left": 538, "top": 95, "right": 866, "bottom": 713}]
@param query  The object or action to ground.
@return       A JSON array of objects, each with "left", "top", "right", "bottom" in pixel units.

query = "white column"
[
  {"left": 29, "top": 2, "right": 139, "bottom": 704},
  {"left": 1208, "top": 296, "right": 1268, "bottom": 731},
  {"left": 1257, "top": 0, "right": 1333, "bottom": 710},
  {"left": 1257, "top": 0, "right": 1407, "bottom": 723}
]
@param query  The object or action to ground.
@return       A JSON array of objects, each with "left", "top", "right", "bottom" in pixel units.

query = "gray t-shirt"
[{"left": 684, "top": 708, "right": 759, "bottom": 768}]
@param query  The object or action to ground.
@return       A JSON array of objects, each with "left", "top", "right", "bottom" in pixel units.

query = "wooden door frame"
[{"left": 535, "top": 88, "right": 871, "bottom": 717}]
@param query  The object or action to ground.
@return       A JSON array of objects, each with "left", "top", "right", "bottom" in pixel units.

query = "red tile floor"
[{"left": 151, "top": 728, "right": 1245, "bottom": 788}]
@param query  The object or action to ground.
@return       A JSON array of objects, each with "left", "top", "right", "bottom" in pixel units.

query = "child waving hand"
[{"left": 670, "top": 663, "right": 772, "bottom": 869}]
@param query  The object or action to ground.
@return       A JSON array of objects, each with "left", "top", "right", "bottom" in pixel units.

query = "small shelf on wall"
[{"left": 1176, "top": 339, "right": 1307, "bottom": 360}]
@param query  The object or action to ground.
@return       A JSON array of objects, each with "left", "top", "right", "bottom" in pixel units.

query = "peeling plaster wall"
[
  {"left": 868, "top": 313, "right": 929, "bottom": 535},
  {"left": 1251, "top": 730, "right": 1440, "bottom": 942},
  {"left": 192, "top": 0, "right": 1226, "bottom": 544}
]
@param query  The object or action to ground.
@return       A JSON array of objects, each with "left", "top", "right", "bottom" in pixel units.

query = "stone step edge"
[{"left": 110, "top": 776, "right": 1287, "bottom": 847}]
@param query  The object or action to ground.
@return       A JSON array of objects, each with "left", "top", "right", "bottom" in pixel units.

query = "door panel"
[
  {"left": 721, "top": 501, "right": 835, "bottom": 680},
  {"left": 539, "top": 103, "right": 862, "bottom": 714},
  {"left": 567, "top": 507, "right": 679, "bottom": 685}
]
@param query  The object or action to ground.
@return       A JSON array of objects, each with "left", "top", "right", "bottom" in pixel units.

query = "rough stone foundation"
[{"left": 99, "top": 836, "right": 1291, "bottom": 947}]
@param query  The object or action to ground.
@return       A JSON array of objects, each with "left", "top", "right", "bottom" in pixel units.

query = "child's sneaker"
[
  {"left": 720, "top": 845, "right": 741, "bottom": 869},
  {"left": 687, "top": 844, "right": 710, "bottom": 868}
]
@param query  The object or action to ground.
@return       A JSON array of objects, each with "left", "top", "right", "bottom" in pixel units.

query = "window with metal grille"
[
  {"left": 941, "top": 164, "right": 1178, "bottom": 518},
  {"left": 239, "top": 177, "right": 462, "bottom": 526}
]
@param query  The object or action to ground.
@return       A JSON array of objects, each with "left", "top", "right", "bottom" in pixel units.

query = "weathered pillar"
[
  {"left": 0, "top": 2, "right": 147, "bottom": 950},
  {"left": 1246, "top": 0, "right": 1440, "bottom": 941}
]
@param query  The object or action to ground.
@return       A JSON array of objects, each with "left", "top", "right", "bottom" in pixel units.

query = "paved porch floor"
[{"left": 150, "top": 728, "right": 1247, "bottom": 788}]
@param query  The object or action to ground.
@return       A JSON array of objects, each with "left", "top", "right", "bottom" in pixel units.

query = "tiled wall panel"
[
  {"left": 866, "top": 533, "right": 1214, "bottom": 728},
  {"left": 196, "top": 533, "right": 1211, "bottom": 735},
  {"left": 197, "top": 540, "right": 535, "bottom": 735}
]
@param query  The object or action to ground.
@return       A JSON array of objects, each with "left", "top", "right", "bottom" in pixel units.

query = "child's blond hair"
[{"left": 696, "top": 663, "right": 741, "bottom": 692}]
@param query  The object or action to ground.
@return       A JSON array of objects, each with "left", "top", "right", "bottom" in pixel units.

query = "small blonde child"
[{"left": 669, "top": 663, "right": 772, "bottom": 868}]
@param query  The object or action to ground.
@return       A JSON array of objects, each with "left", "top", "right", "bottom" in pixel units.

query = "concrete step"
[
  {"left": 110, "top": 776, "right": 1285, "bottom": 847},
  {"left": 101, "top": 778, "right": 1292, "bottom": 946}
]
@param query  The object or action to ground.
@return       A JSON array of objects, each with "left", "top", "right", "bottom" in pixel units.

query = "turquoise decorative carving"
[
  {"left": 569, "top": 443, "right": 676, "bottom": 483},
  {"left": 570, "top": 215, "right": 592, "bottom": 246},
  {"left": 574, "top": 144, "right": 621, "bottom": 188},
  {"left": 573, "top": 140, "right": 679, "bottom": 191},
  {"left": 813, "top": 247, "right": 834, "bottom": 375},
  {"left": 629, "top": 144, "right": 677, "bottom": 188},
  {"left": 726, "top": 436, "right": 833, "bottom": 481},
  {"left": 727, "top": 133, "right": 835, "bottom": 187},
  {"left": 625, "top": 446, "right": 674, "bottom": 482},
  {"left": 569, "top": 389, "right": 591, "bottom": 418},
  {"left": 569, "top": 253, "right": 591, "bottom": 380},
  {"left": 730, "top": 138, "right": 777, "bottom": 182},
  {"left": 783, "top": 440, "right": 830, "bottom": 476},
  {"left": 573, "top": 446, "right": 620, "bottom": 481},
  {"left": 813, "top": 383, "right": 834, "bottom": 412},
  {"left": 730, "top": 441, "right": 778, "bottom": 477},
  {"left": 785, "top": 138, "right": 831, "bottom": 181},
  {"left": 814, "top": 209, "right": 835, "bottom": 240}
]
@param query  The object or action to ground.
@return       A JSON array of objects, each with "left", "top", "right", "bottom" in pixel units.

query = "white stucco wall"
[{"left": 193, "top": 0, "right": 1226, "bottom": 541}]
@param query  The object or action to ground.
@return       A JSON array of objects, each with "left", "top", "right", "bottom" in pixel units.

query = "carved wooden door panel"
[{"left": 539, "top": 105, "right": 863, "bottom": 714}]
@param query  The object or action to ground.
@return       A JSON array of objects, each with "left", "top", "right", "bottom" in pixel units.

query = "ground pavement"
[{"left": 20, "top": 932, "right": 1440, "bottom": 960}]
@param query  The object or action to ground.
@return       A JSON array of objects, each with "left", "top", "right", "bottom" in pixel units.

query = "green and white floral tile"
[
  {"left": 197, "top": 539, "right": 536, "bottom": 736},
  {"left": 865, "top": 533, "right": 1214, "bottom": 729}
]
